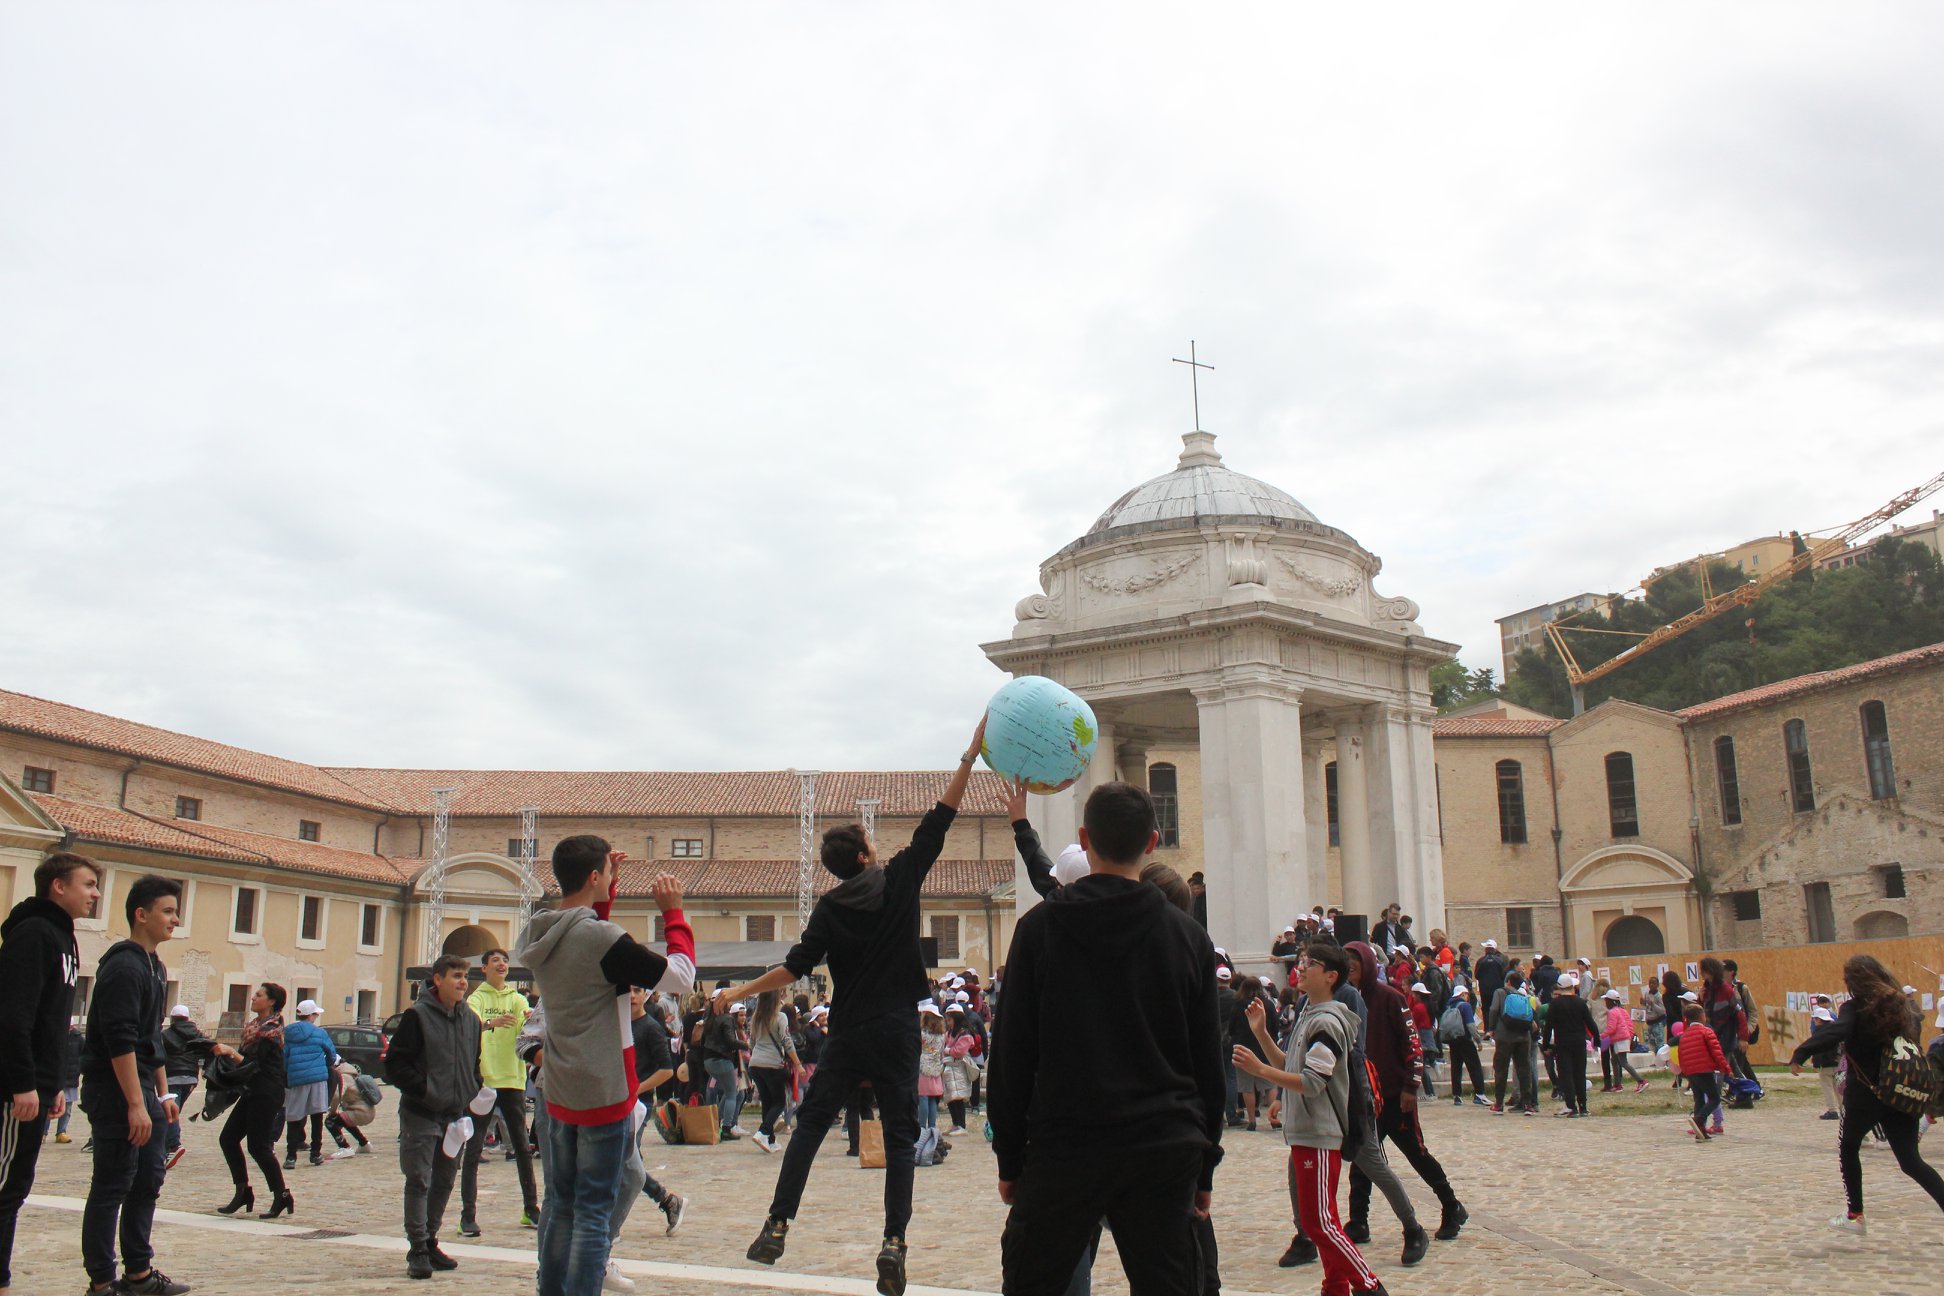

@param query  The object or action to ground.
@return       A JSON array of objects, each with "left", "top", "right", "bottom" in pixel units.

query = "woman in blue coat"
[{"left": 282, "top": 999, "right": 341, "bottom": 1168}]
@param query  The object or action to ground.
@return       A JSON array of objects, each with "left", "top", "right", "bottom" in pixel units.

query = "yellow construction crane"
[{"left": 1544, "top": 469, "right": 1944, "bottom": 714}]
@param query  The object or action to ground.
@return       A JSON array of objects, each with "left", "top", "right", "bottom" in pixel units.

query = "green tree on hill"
[{"left": 1503, "top": 537, "right": 1944, "bottom": 718}]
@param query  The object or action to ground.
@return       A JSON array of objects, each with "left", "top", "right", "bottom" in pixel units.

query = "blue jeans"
[
  {"left": 538, "top": 1115, "right": 628, "bottom": 1296},
  {"left": 919, "top": 1094, "right": 939, "bottom": 1130},
  {"left": 704, "top": 1059, "right": 742, "bottom": 1133},
  {"left": 163, "top": 1083, "right": 195, "bottom": 1155},
  {"left": 56, "top": 1087, "right": 79, "bottom": 1136}
]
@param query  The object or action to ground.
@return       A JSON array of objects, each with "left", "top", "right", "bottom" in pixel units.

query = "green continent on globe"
[{"left": 1071, "top": 715, "right": 1096, "bottom": 749}]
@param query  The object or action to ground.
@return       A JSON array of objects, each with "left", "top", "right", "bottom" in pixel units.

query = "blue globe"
[{"left": 981, "top": 676, "right": 1099, "bottom": 793}]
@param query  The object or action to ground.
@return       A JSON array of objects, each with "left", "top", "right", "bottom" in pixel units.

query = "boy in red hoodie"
[{"left": 1675, "top": 1003, "right": 1729, "bottom": 1141}]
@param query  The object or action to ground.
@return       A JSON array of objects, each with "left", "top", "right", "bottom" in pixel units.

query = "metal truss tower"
[
  {"left": 421, "top": 787, "right": 456, "bottom": 966},
  {"left": 856, "top": 797, "right": 880, "bottom": 844},
  {"left": 516, "top": 805, "right": 539, "bottom": 949},
  {"left": 795, "top": 770, "right": 819, "bottom": 943}
]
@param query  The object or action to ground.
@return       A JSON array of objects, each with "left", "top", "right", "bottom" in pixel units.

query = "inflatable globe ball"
[{"left": 981, "top": 676, "right": 1099, "bottom": 793}]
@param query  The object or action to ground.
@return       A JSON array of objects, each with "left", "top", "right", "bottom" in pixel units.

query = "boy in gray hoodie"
[
  {"left": 518, "top": 842, "right": 694, "bottom": 1296},
  {"left": 1233, "top": 942, "right": 1387, "bottom": 1296}
]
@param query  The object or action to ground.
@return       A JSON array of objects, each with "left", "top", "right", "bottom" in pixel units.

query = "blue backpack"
[{"left": 1501, "top": 992, "right": 1535, "bottom": 1024}]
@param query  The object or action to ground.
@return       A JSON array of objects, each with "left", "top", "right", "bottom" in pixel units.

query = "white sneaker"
[
  {"left": 727, "top": 1126, "right": 750, "bottom": 1138},
  {"left": 602, "top": 1260, "right": 637, "bottom": 1292},
  {"left": 1828, "top": 1213, "right": 1866, "bottom": 1236},
  {"left": 947, "top": 1127, "right": 968, "bottom": 1136},
  {"left": 752, "top": 1133, "right": 776, "bottom": 1153},
  {"left": 330, "top": 1148, "right": 357, "bottom": 1160}
]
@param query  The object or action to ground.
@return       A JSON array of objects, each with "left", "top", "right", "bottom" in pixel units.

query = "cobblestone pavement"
[{"left": 12, "top": 1071, "right": 1942, "bottom": 1296}]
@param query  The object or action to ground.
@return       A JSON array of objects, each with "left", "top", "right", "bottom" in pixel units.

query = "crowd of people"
[{"left": 3, "top": 716, "right": 1942, "bottom": 1296}]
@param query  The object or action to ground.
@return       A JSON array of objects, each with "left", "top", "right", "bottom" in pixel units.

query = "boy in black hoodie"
[
  {"left": 989, "top": 781, "right": 1225, "bottom": 1296},
  {"left": 0, "top": 851, "right": 96, "bottom": 1296},
  {"left": 80, "top": 875, "right": 190, "bottom": 1296}
]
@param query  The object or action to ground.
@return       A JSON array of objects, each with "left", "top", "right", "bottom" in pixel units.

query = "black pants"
[
  {"left": 843, "top": 1085, "right": 877, "bottom": 1151},
  {"left": 751, "top": 1066, "right": 789, "bottom": 1140},
  {"left": 0, "top": 1100, "right": 50, "bottom": 1287},
  {"left": 1349, "top": 1099, "right": 1458, "bottom": 1225},
  {"left": 81, "top": 1088, "right": 167, "bottom": 1286},
  {"left": 1445, "top": 1039, "right": 1484, "bottom": 1100},
  {"left": 285, "top": 1112, "right": 323, "bottom": 1156},
  {"left": 1000, "top": 1143, "right": 1204, "bottom": 1296},
  {"left": 1838, "top": 1071, "right": 1944, "bottom": 1217},
  {"left": 1727, "top": 1041, "right": 1759, "bottom": 1084},
  {"left": 769, "top": 1014, "right": 919, "bottom": 1238},
  {"left": 462, "top": 1086, "right": 537, "bottom": 1218},
  {"left": 326, "top": 1113, "right": 369, "bottom": 1147},
  {"left": 220, "top": 1093, "right": 287, "bottom": 1194},
  {"left": 1554, "top": 1046, "right": 1588, "bottom": 1113},
  {"left": 1599, "top": 1045, "right": 1614, "bottom": 1089}
]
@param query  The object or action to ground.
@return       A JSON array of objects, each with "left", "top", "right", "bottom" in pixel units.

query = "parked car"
[{"left": 324, "top": 1022, "right": 390, "bottom": 1083}]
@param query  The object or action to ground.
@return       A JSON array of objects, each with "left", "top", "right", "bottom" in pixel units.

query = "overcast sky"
[{"left": 4, "top": 5, "right": 1941, "bottom": 771}]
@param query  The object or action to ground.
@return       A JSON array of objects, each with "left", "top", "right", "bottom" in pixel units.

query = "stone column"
[
  {"left": 1334, "top": 710, "right": 1376, "bottom": 925},
  {"left": 1302, "top": 738, "right": 1329, "bottom": 907},
  {"left": 1194, "top": 677, "right": 1308, "bottom": 958},
  {"left": 1017, "top": 721, "right": 1117, "bottom": 922},
  {"left": 1116, "top": 739, "right": 1150, "bottom": 790},
  {"left": 1364, "top": 702, "right": 1446, "bottom": 931}
]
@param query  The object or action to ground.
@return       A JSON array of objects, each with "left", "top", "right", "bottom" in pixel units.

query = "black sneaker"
[
  {"left": 426, "top": 1246, "right": 458, "bottom": 1272},
  {"left": 456, "top": 1218, "right": 481, "bottom": 1239},
  {"left": 875, "top": 1235, "right": 907, "bottom": 1296},
  {"left": 1345, "top": 1219, "right": 1371, "bottom": 1245},
  {"left": 1277, "top": 1235, "right": 1318, "bottom": 1267},
  {"left": 747, "top": 1217, "right": 789, "bottom": 1265},
  {"left": 282, "top": 1154, "right": 297, "bottom": 1171},
  {"left": 1435, "top": 1201, "right": 1469, "bottom": 1241},
  {"left": 660, "top": 1194, "right": 686, "bottom": 1236},
  {"left": 309, "top": 1151, "right": 323, "bottom": 1167},
  {"left": 406, "top": 1250, "right": 432, "bottom": 1281},
  {"left": 119, "top": 1270, "right": 191, "bottom": 1296},
  {"left": 1401, "top": 1226, "right": 1430, "bottom": 1266}
]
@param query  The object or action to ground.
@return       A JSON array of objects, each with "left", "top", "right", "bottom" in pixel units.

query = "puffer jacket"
[{"left": 282, "top": 1020, "right": 340, "bottom": 1087}]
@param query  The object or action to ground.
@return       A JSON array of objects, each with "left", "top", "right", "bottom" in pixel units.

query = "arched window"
[
  {"left": 1149, "top": 762, "right": 1180, "bottom": 848},
  {"left": 1713, "top": 736, "right": 1742, "bottom": 826},
  {"left": 1603, "top": 914, "right": 1665, "bottom": 956},
  {"left": 1861, "top": 701, "right": 1896, "bottom": 800},
  {"left": 1784, "top": 719, "right": 1815, "bottom": 813},
  {"left": 1495, "top": 760, "right": 1527, "bottom": 844},
  {"left": 1604, "top": 752, "right": 1639, "bottom": 838},
  {"left": 1854, "top": 910, "right": 1909, "bottom": 940}
]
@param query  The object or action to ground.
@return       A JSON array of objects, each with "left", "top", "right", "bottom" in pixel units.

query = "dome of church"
[{"left": 1074, "top": 432, "right": 1318, "bottom": 550}]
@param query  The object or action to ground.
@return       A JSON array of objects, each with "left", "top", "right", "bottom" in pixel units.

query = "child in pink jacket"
[{"left": 1600, "top": 990, "right": 1646, "bottom": 1092}]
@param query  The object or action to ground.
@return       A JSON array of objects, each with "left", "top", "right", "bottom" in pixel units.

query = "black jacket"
[
  {"left": 387, "top": 993, "right": 483, "bottom": 1119},
  {"left": 1543, "top": 992, "right": 1600, "bottom": 1053},
  {"left": 1473, "top": 952, "right": 1506, "bottom": 1003},
  {"left": 164, "top": 1018, "right": 217, "bottom": 1081},
  {"left": 80, "top": 940, "right": 168, "bottom": 1097},
  {"left": 783, "top": 802, "right": 954, "bottom": 1031},
  {"left": 0, "top": 896, "right": 81, "bottom": 1098},
  {"left": 988, "top": 873, "right": 1225, "bottom": 1191}
]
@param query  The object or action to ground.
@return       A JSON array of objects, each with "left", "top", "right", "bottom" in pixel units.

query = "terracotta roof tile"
[
  {"left": 1677, "top": 641, "right": 1944, "bottom": 721},
  {"left": 1431, "top": 717, "right": 1565, "bottom": 738},
  {"left": 0, "top": 691, "right": 391, "bottom": 809},
  {"left": 31, "top": 793, "right": 406, "bottom": 885},
  {"left": 392, "top": 856, "right": 1016, "bottom": 900},
  {"left": 321, "top": 767, "right": 1013, "bottom": 818}
]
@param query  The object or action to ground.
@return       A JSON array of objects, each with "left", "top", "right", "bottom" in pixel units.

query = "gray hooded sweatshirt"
[
  {"left": 518, "top": 906, "right": 694, "bottom": 1124},
  {"left": 1280, "top": 998, "right": 1359, "bottom": 1152}
]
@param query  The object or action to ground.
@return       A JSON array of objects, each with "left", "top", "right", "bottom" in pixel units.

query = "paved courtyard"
[{"left": 12, "top": 1070, "right": 1941, "bottom": 1296}]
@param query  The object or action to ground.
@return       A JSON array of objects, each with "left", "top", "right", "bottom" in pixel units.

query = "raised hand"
[
  {"left": 1003, "top": 779, "right": 1029, "bottom": 822},
  {"left": 650, "top": 872, "right": 683, "bottom": 913}
]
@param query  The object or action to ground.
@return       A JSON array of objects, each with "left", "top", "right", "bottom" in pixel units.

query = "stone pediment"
[
  {"left": 1561, "top": 845, "right": 1693, "bottom": 892},
  {"left": 0, "top": 772, "right": 65, "bottom": 852}
]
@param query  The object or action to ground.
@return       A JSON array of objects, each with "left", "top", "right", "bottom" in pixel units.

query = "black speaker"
[
  {"left": 1335, "top": 913, "right": 1368, "bottom": 945},
  {"left": 920, "top": 936, "right": 939, "bottom": 968}
]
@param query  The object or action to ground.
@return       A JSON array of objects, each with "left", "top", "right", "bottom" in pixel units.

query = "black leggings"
[
  {"left": 221, "top": 1094, "right": 287, "bottom": 1195},
  {"left": 948, "top": 1099, "right": 967, "bottom": 1129},
  {"left": 286, "top": 1112, "right": 323, "bottom": 1155},
  {"left": 1838, "top": 1072, "right": 1944, "bottom": 1217},
  {"left": 751, "top": 1066, "right": 789, "bottom": 1140},
  {"left": 1555, "top": 1045, "right": 1588, "bottom": 1113}
]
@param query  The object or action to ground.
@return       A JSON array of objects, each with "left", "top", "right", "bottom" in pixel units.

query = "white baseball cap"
[
  {"left": 1283, "top": 926, "right": 1297, "bottom": 934},
  {"left": 1576, "top": 957, "right": 1591, "bottom": 967},
  {"left": 1680, "top": 991, "right": 1700, "bottom": 1002},
  {"left": 1811, "top": 1007, "right": 1835, "bottom": 1022},
  {"left": 955, "top": 991, "right": 970, "bottom": 1003},
  {"left": 809, "top": 1004, "right": 829, "bottom": 1018},
  {"left": 1216, "top": 967, "right": 1232, "bottom": 981},
  {"left": 1054, "top": 843, "right": 1091, "bottom": 886},
  {"left": 1482, "top": 939, "right": 1498, "bottom": 950},
  {"left": 918, "top": 1000, "right": 941, "bottom": 1016},
  {"left": 295, "top": 999, "right": 322, "bottom": 1018},
  {"left": 946, "top": 1002, "right": 965, "bottom": 1015},
  {"left": 168, "top": 1004, "right": 191, "bottom": 1019},
  {"left": 1452, "top": 985, "right": 1471, "bottom": 997},
  {"left": 1603, "top": 989, "right": 1621, "bottom": 1001},
  {"left": 1902, "top": 985, "right": 1918, "bottom": 994},
  {"left": 730, "top": 1002, "right": 748, "bottom": 1014},
  {"left": 1410, "top": 982, "right": 1429, "bottom": 993},
  {"left": 1214, "top": 946, "right": 1228, "bottom": 956},
  {"left": 1560, "top": 973, "right": 1579, "bottom": 988}
]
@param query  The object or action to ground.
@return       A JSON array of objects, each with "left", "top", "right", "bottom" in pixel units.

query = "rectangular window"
[
  {"left": 21, "top": 766, "right": 55, "bottom": 793},
  {"left": 175, "top": 795, "right": 202, "bottom": 821},
  {"left": 1495, "top": 760, "right": 1527, "bottom": 844},
  {"left": 298, "top": 819, "right": 321, "bottom": 842},
  {"left": 1785, "top": 719, "right": 1816, "bottom": 813},
  {"left": 745, "top": 914, "right": 776, "bottom": 942},
  {"left": 1713, "top": 736, "right": 1742, "bottom": 826},
  {"left": 1881, "top": 864, "right": 1906, "bottom": 899},
  {"left": 1605, "top": 751, "right": 1639, "bottom": 838},
  {"left": 227, "top": 983, "right": 251, "bottom": 1014},
  {"left": 1730, "top": 890, "right": 1761, "bottom": 922},
  {"left": 232, "top": 886, "right": 259, "bottom": 937},
  {"left": 1504, "top": 907, "right": 1534, "bottom": 949},
  {"left": 1149, "top": 764, "right": 1181, "bottom": 848},
  {"left": 296, "top": 986, "right": 318, "bottom": 1012},
  {"left": 356, "top": 990, "right": 379, "bottom": 1025},
  {"left": 300, "top": 895, "right": 323, "bottom": 942},
  {"left": 671, "top": 838, "right": 704, "bottom": 858},
  {"left": 359, "top": 903, "right": 382, "bottom": 949},
  {"left": 932, "top": 915, "right": 961, "bottom": 961},
  {"left": 507, "top": 837, "right": 536, "bottom": 860},
  {"left": 1861, "top": 701, "right": 1896, "bottom": 800},
  {"left": 1325, "top": 762, "right": 1340, "bottom": 847},
  {"left": 1805, "top": 881, "right": 1837, "bottom": 944}
]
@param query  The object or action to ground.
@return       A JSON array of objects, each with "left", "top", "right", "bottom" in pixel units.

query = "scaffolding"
[
  {"left": 421, "top": 787, "right": 456, "bottom": 965},
  {"left": 795, "top": 770, "right": 819, "bottom": 941},
  {"left": 516, "top": 805, "right": 539, "bottom": 948},
  {"left": 856, "top": 797, "right": 880, "bottom": 844}
]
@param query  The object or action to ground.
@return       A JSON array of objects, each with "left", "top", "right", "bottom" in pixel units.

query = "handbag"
[
  {"left": 653, "top": 1099, "right": 685, "bottom": 1145},
  {"left": 675, "top": 1101, "right": 720, "bottom": 1145},
  {"left": 1872, "top": 1037, "right": 1941, "bottom": 1117},
  {"left": 857, "top": 1118, "right": 887, "bottom": 1169}
]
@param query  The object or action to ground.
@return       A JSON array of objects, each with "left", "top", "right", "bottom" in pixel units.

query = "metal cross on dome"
[{"left": 1172, "top": 341, "right": 1214, "bottom": 431}]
